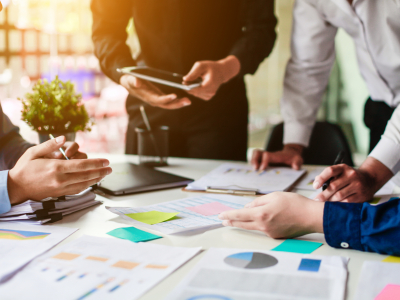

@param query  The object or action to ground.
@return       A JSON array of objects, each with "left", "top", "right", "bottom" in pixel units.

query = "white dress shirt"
[{"left": 281, "top": 0, "right": 400, "bottom": 173}]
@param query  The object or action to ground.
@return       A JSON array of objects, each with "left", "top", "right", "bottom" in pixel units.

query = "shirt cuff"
[
  {"left": 323, "top": 201, "right": 363, "bottom": 251},
  {"left": 283, "top": 122, "right": 313, "bottom": 147},
  {"left": 369, "top": 136, "right": 400, "bottom": 175},
  {"left": 0, "top": 170, "right": 11, "bottom": 214}
]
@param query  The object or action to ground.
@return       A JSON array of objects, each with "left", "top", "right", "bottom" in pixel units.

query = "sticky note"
[
  {"left": 298, "top": 258, "right": 321, "bottom": 272},
  {"left": 186, "top": 202, "right": 234, "bottom": 216},
  {"left": 375, "top": 284, "right": 400, "bottom": 300},
  {"left": 107, "top": 227, "right": 162, "bottom": 243},
  {"left": 370, "top": 197, "right": 381, "bottom": 204},
  {"left": 382, "top": 256, "right": 400, "bottom": 263},
  {"left": 272, "top": 239, "right": 323, "bottom": 254},
  {"left": 125, "top": 211, "right": 179, "bottom": 225}
]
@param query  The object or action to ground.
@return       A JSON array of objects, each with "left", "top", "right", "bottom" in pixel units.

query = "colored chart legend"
[
  {"left": 145, "top": 264, "right": 169, "bottom": 270},
  {"left": 112, "top": 261, "right": 139, "bottom": 270},
  {"left": 53, "top": 252, "right": 81, "bottom": 261},
  {"left": 0, "top": 229, "right": 50, "bottom": 240},
  {"left": 86, "top": 256, "right": 109, "bottom": 262}
]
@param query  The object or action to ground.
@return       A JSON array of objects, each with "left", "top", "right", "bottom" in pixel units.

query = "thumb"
[
  {"left": 183, "top": 62, "right": 206, "bottom": 82},
  {"left": 28, "top": 136, "right": 66, "bottom": 159}
]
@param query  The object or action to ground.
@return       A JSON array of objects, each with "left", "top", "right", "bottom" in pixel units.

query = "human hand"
[
  {"left": 313, "top": 157, "right": 393, "bottom": 203},
  {"left": 251, "top": 144, "right": 304, "bottom": 171},
  {"left": 183, "top": 55, "right": 241, "bottom": 100},
  {"left": 120, "top": 74, "right": 191, "bottom": 109},
  {"left": 219, "top": 192, "right": 324, "bottom": 239},
  {"left": 7, "top": 136, "right": 112, "bottom": 204},
  {"left": 45, "top": 141, "right": 87, "bottom": 160}
]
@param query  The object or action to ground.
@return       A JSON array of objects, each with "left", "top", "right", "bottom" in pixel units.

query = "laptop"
[{"left": 96, "top": 163, "right": 193, "bottom": 196}]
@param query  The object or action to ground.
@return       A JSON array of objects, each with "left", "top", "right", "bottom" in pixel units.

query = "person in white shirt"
[{"left": 252, "top": 0, "right": 400, "bottom": 204}]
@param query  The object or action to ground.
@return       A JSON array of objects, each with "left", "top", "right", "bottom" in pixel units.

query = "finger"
[
  {"left": 59, "top": 159, "right": 110, "bottom": 173},
  {"left": 313, "top": 165, "right": 347, "bottom": 189},
  {"left": 45, "top": 151, "right": 63, "bottom": 159},
  {"left": 70, "top": 152, "right": 88, "bottom": 160},
  {"left": 251, "top": 150, "right": 263, "bottom": 170},
  {"left": 259, "top": 152, "right": 271, "bottom": 170},
  {"left": 159, "top": 97, "right": 191, "bottom": 109},
  {"left": 329, "top": 185, "right": 356, "bottom": 202},
  {"left": 218, "top": 208, "right": 255, "bottom": 221},
  {"left": 291, "top": 155, "right": 303, "bottom": 170},
  {"left": 64, "top": 142, "right": 80, "bottom": 158},
  {"left": 183, "top": 62, "right": 206, "bottom": 82},
  {"left": 244, "top": 196, "right": 271, "bottom": 208},
  {"left": 314, "top": 178, "right": 350, "bottom": 202},
  {"left": 222, "top": 220, "right": 258, "bottom": 231},
  {"left": 62, "top": 176, "right": 105, "bottom": 196},
  {"left": 63, "top": 167, "right": 112, "bottom": 185},
  {"left": 28, "top": 136, "right": 66, "bottom": 159}
]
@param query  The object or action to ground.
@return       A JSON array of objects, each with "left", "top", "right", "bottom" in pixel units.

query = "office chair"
[{"left": 265, "top": 121, "right": 354, "bottom": 166}]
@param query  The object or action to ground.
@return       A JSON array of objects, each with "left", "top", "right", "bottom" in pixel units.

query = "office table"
[{"left": 49, "top": 154, "right": 395, "bottom": 300}]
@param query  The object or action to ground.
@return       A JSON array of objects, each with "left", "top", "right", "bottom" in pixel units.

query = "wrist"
[
  {"left": 359, "top": 157, "right": 394, "bottom": 193},
  {"left": 305, "top": 201, "right": 325, "bottom": 233},
  {"left": 283, "top": 144, "right": 304, "bottom": 155},
  {"left": 218, "top": 55, "right": 241, "bottom": 83},
  {"left": 7, "top": 169, "right": 26, "bottom": 205}
]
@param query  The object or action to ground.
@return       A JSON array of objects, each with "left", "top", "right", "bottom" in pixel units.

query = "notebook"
[{"left": 96, "top": 163, "right": 193, "bottom": 196}]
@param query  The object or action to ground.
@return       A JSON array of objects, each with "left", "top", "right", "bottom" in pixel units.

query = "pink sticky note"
[
  {"left": 375, "top": 284, "right": 400, "bottom": 300},
  {"left": 186, "top": 202, "right": 234, "bottom": 216}
]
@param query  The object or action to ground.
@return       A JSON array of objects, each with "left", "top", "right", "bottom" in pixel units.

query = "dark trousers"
[
  {"left": 364, "top": 98, "right": 396, "bottom": 153},
  {"left": 125, "top": 77, "right": 249, "bottom": 161}
]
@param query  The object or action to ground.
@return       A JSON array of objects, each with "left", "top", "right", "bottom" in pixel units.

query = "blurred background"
[{"left": 0, "top": 0, "right": 369, "bottom": 164}]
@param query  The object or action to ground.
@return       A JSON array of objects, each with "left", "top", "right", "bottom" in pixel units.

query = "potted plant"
[{"left": 20, "top": 76, "right": 92, "bottom": 143}]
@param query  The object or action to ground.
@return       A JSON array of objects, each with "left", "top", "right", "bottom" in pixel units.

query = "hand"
[
  {"left": 219, "top": 192, "right": 324, "bottom": 239},
  {"left": 313, "top": 157, "right": 393, "bottom": 203},
  {"left": 45, "top": 141, "right": 87, "bottom": 160},
  {"left": 183, "top": 55, "right": 240, "bottom": 100},
  {"left": 120, "top": 74, "right": 191, "bottom": 109},
  {"left": 7, "top": 136, "right": 112, "bottom": 204},
  {"left": 251, "top": 144, "right": 304, "bottom": 171}
]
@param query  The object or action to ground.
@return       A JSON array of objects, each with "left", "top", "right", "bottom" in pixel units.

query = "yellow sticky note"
[
  {"left": 125, "top": 211, "right": 179, "bottom": 225},
  {"left": 369, "top": 197, "right": 381, "bottom": 204},
  {"left": 382, "top": 256, "right": 400, "bottom": 263}
]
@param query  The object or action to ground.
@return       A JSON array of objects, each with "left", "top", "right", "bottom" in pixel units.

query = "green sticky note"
[
  {"left": 125, "top": 211, "right": 179, "bottom": 225},
  {"left": 272, "top": 239, "right": 323, "bottom": 254},
  {"left": 107, "top": 227, "right": 162, "bottom": 243}
]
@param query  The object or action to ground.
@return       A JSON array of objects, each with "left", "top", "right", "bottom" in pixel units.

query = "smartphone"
[{"left": 117, "top": 66, "right": 202, "bottom": 91}]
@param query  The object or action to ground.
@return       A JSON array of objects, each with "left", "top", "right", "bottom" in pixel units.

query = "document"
[
  {"left": 0, "top": 222, "right": 77, "bottom": 283},
  {"left": 106, "top": 194, "right": 252, "bottom": 234},
  {"left": 354, "top": 261, "right": 400, "bottom": 300},
  {"left": 294, "top": 166, "right": 326, "bottom": 190},
  {"left": 165, "top": 248, "right": 348, "bottom": 300},
  {"left": 0, "top": 235, "right": 201, "bottom": 300},
  {"left": 185, "top": 163, "right": 306, "bottom": 194}
]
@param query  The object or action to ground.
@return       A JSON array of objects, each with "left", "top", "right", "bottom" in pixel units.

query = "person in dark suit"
[{"left": 91, "top": 0, "right": 277, "bottom": 161}]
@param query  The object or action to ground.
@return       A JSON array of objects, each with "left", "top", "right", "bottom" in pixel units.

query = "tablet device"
[
  {"left": 117, "top": 66, "right": 202, "bottom": 91},
  {"left": 96, "top": 163, "right": 194, "bottom": 196}
]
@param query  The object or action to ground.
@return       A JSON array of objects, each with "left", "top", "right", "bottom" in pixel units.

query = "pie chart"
[{"left": 224, "top": 252, "right": 278, "bottom": 269}]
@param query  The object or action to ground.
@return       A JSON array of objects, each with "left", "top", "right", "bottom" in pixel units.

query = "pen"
[
  {"left": 49, "top": 134, "right": 69, "bottom": 160},
  {"left": 140, "top": 105, "right": 152, "bottom": 131},
  {"left": 322, "top": 150, "right": 345, "bottom": 191}
]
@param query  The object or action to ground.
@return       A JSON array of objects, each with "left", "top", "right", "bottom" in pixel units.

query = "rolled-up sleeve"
[
  {"left": 0, "top": 170, "right": 11, "bottom": 214},
  {"left": 324, "top": 199, "right": 400, "bottom": 256},
  {"left": 229, "top": 0, "right": 277, "bottom": 76},
  {"left": 369, "top": 105, "right": 400, "bottom": 175},
  {"left": 281, "top": 0, "right": 337, "bottom": 146}
]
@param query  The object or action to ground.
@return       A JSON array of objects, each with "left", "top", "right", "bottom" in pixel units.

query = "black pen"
[{"left": 322, "top": 151, "right": 345, "bottom": 191}]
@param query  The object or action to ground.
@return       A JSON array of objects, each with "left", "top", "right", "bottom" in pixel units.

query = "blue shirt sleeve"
[
  {"left": 0, "top": 170, "right": 11, "bottom": 214},
  {"left": 324, "top": 198, "right": 400, "bottom": 256}
]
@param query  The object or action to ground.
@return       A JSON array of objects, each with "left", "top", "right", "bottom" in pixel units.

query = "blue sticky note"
[
  {"left": 298, "top": 258, "right": 321, "bottom": 272},
  {"left": 107, "top": 227, "right": 162, "bottom": 243},
  {"left": 272, "top": 239, "right": 323, "bottom": 254}
]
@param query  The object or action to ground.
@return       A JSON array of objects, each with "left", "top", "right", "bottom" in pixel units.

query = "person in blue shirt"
[{"left": 0, "top": 104, "right": 112, "bottom": 214}]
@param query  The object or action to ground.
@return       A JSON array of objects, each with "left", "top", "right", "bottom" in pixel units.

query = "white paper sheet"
[
  {"left": 354, "top": 261, "right": 400, "bottom": 300},
  {"left": 166, "top": 248, "right": 348, "bottom": 300},
  {"left": 0, "top": 222, "right": 77, "bottom": 283},
  {"left": 295, "top": 167, "right": 326, "bottom": 190},
  {"left": 106, "top": 194, "right": 252, "bottom": 234},
  {"left": 0, "top": 235, "right": 201, "bottom": 300},
  {"left": 185, "top": 163, "right": 306, "bottom": 194},
  {"left": 375, "top": 180, "right": 396, "bottom": 196}
]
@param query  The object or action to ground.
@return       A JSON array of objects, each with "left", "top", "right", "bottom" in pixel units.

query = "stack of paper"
[
  {"left": 0, "top": 235, "right": 201, "bottom": 300},
  {"left": 0, "top": 222, "right": 77, "bottom": 283},
  {"left": 185, "top": 163, "right": 306, "bottom": 194},
  {"left": 0, "top": 188, "right": 101, "bottom": 225},
  {"left": 166, "top": 248, "right": 348, "bottom": 300}
]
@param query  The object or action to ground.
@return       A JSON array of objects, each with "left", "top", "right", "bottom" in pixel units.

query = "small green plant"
[{"left": 20, "top": 76, "right": 92, "bottom": 134}]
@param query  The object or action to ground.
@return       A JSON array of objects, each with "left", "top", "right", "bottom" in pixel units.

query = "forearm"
[
  {"left": 0, "top": 132, "right": 34, "bottom": 170},
  {"left": 217, "top": 55, "right": 241, "bottom": 83}
]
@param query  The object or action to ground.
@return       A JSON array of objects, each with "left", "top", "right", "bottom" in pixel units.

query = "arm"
[
  {"left": 0, "top": 171, "right": 11, "bottom": 214},
  {"left": 183, "top": 0, "right": 277, "bottom": 100},
  {"left": 252, "top": 0, "right": 338, "bottom": 170}
]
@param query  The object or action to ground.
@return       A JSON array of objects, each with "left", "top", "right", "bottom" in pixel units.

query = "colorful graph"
[
  {"left": 77, "top": 277, "right": 115, "bottom": 300},
  {"left": 224, "top": 252, "right": 278, "bottom": 269},
  {"left": 0, "top": 229, "right": 50, "bottom": 240}
]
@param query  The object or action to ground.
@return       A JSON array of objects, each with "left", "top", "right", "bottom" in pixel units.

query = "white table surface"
[{"left": 47, "top": 154, "right": 393, "bottom": 300}]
